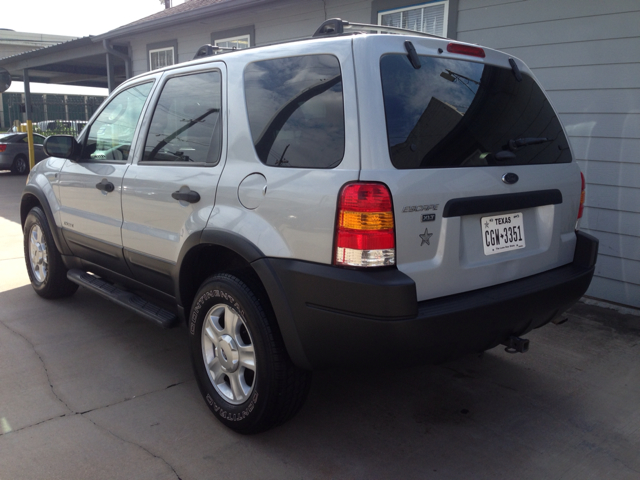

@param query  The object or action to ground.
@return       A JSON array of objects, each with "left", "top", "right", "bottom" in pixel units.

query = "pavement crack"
[
  {"left": 0, "top": 413, "right": 72, "bottom": 436},
  {"left": 0, "top": 318, "right": 73, "bottom": 414},
  {"left": 83, "top": 416, "right": 182, "bottom": 480},
  {"left": 78, "top": 381, "right": 189, "bottom": 415}
]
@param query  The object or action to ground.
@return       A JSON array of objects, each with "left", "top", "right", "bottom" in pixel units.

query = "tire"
[
  {"left": 23, "top": 207, "right": 78, "bottom": 299},
  {"left": 189, "top": 274, "right": 311, "bottom": 434},
  {"left": 11, "top": 155, "right": 29, "bottom": 175}
]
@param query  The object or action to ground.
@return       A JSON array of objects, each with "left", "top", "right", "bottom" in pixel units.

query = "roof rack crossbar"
[
  {"left": 193, "top": 44, "right": 239, "bottom": 60},
  {"left": 312, "top": 18, "right": 444, "bottom": 39}
]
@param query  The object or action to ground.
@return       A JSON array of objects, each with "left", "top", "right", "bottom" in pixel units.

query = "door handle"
[
  {"left": 96, "top": 179, "right": 115, "bottom": 193},
  {"left": 172, "top": 189, "right": 200, "bottom": 204}
]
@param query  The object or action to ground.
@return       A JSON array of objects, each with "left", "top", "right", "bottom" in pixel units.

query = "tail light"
[
  {"left": 576, "top": 172, "right": 586, "bottom": 230},
  {"left": 0, "top": 144, "right": 7, "bottom": 152},
  {"left": 334, "top": 182, "right": 395, "bottom": 267}
]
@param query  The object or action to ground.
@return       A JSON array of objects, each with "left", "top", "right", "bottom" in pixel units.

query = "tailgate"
[{"left": 354, "top": 36, "right": 582, "bottom": 302}]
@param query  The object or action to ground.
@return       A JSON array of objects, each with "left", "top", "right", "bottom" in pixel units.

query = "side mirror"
[{"left": 43, "top": 135, "right": 79, "bottom": 159}]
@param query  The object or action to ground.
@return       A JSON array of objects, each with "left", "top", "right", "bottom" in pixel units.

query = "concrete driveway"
[{"left": 1, "top": 170, "right": 639, "bottom": 480}]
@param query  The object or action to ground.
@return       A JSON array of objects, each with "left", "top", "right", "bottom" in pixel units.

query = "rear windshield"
[{"left": 380, "top": 54, "right": 571, "bottom": 169}]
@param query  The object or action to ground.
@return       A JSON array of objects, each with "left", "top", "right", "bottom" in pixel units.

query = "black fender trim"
[
  {"left": 21, "top": 185, "right": 72, "bottom": 256},
  {"left": 172, "top": 229, "right": 264, "bottom": 306},
  {"left": 252, "top": 258, "right": 314, "bottom": 371},
  {"left": 198, "top": 229, "right": 265, "bottom": 262}
]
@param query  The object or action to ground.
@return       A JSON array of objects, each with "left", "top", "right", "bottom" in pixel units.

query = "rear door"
[
  {"left": 354, "top": 36, "right": 582, "bottom": 301},
  {"left": 121, "top": 63, "right": 226, "bottom": 294}
]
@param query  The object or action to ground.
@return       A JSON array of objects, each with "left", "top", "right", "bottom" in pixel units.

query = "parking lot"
[{"left": 1, "top": 170, "right": 639, "bottom": 480}]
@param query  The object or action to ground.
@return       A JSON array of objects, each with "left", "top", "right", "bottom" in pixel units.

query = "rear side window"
[
  {"left": 244, "top": 54, "right": 345, "bottom": 168},
  {"left": 142, "top": 70, "right": 222, "bottom": 165},
  {"left": 380, "top": 54, "right": 571, "bottom": 169}
]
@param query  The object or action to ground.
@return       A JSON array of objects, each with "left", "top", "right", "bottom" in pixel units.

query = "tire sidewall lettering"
[
  {"left": 213, "top": 392, "right": 259, "bottom": 422},
  {"left": 190, "top": 287, "right": 245, "bottom": 336}
]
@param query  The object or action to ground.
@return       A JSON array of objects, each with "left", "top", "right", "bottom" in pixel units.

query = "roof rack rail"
[
  {"left": 193, "top": 44, "right": 238, "bottom": 60},
  {"left": 312, "top": 18, "right": 444, "bottom": 39}
]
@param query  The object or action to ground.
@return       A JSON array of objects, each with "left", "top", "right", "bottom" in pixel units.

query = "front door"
[{"left": 58, "top": 81, "right": 155, "bottom": 275}]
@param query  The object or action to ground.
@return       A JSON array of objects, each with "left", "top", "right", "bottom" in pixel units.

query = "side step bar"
[{"left": 67, "top": 269, "right": 178, "bottom": 328}]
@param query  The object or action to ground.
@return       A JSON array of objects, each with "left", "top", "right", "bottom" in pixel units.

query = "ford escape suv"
[{"left": 21, "top": 19, "right": 598, "bottom": 434}]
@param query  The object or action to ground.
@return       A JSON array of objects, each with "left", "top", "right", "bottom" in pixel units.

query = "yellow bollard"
[{"left": 26, "top": 120, "right": 36, "bottom": 170}]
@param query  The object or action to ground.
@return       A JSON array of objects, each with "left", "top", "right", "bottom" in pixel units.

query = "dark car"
[{"left": 0, "top": 132, "right": 47, "bottom": 175}]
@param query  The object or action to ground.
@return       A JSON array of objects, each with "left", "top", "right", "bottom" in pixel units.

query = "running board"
[{"left": 67, "top": 269, "right": 178, "bottom": 328}]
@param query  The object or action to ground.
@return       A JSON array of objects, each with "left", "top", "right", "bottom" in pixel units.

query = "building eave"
[{"left": 93, "top": 0, "right": 276, "bottom": 42}]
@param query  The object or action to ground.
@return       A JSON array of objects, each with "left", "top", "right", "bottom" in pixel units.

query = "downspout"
[{"left": 102, "top": 39, "right": 132, "bottom": 92}]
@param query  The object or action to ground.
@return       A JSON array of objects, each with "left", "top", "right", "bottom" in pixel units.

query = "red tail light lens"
[
  {"left": 0, "top": 144, "right": 7, "bottom": 152},
  {"left": 447, "top": 43, "right": 486, "bottom": 58},
  {"left": 335, "top": 183, "right": 395, "bottom": 267}
]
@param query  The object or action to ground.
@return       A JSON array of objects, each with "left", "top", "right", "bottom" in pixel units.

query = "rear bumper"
[
  {"left": 254, "top": 231, "right": 598, "bottom": 370},
  {"left": 0, "top": 154, "right": 13, "bottom": 169}
]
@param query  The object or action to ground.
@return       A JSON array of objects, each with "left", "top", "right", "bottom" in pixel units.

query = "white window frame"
[
  {"left": 214, "top": 35, "right": 251, "bottom": 50},
  {"left": 149, "top": 46, "right": 175, "bottom": 71},
  {"left": 378, "top": 1, "right": 449, "bottom": 37}
]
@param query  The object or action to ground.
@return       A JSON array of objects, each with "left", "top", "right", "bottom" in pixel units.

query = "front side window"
[
  {"left": 378, "top": 1, "right": 449, "bottom": 37},
  {"left": 380, "top": 54, "right": 571, "bottom": 169},
  {"left": 150, "top": 47, "right": 175, "bottom": 71},
  {"left": 142, "top": 71, "right": 222, "bottom": 165},
  {"left": 244, "top": 54, "right": 345, "bottom": 168},
  {"left": 82, "top": 82, "right": 154, "bottom": 162}
]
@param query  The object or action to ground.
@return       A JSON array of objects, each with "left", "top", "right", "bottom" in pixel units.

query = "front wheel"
[
  {"left": 23, "top": 207, "right": 78, "bottom": 298},
  {"left": 189, "top": 274, "right": 311, "bottom": 434}
]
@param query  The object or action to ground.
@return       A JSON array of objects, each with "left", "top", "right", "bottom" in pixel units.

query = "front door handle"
[
  {"left": 172, "top": 189, "right": 200, "bottom": 204},
  {"left": 96, "top": 179, "right": 115, "bottom": 193}
]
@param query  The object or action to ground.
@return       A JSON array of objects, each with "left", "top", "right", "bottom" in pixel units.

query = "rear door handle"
[
  {"left": 96, "top": 179, "right": 115, "bottom": 193},
  {"left": 172, "top": 189, "right": 200, "bottom": 204}
]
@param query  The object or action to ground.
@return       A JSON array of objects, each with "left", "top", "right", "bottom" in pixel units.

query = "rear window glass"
[
  {"left": 380, "top": 54, "right": 571, "bottom": 169},
  {"left": 244, "top": 54, "right": 345, "bottom": 168}
]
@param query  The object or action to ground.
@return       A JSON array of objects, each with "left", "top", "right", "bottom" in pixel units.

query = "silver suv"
[{"left": 21, "top": 20, "right": 598, "bottom": 434}]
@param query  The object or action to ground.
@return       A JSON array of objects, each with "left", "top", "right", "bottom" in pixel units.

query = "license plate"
[{"left": 482, "top": 212, "right": 525, "bottom": 255}]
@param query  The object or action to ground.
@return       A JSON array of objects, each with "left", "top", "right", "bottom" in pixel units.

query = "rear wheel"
[
  {"left": 23, "top": 207, "right": 78, "bottom": 298},
  {"left": 11, "top": 155, "right": 29, "bottom": 175},
  {"left": 189, "top": 274, "right": 311, "bottom": 434}
]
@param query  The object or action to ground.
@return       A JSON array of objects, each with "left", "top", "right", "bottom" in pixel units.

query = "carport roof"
[
  {"left": 0, "top": 36, "right": 127, "bottom": 89},
  {"left": 0, "top": 0, "right": 274, "bottom": 90}
]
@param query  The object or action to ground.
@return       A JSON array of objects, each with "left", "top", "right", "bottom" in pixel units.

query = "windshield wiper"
[
  {"left": 482, "top": 137, "right": 551, "bottom": 162},
  {"left": 507, "top": 137, "right": 549, "bottom": 151}
]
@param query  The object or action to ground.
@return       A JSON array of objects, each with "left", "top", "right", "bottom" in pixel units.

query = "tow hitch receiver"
[{"left": 502, "top": 336, "right": 530, "bottom": 354}]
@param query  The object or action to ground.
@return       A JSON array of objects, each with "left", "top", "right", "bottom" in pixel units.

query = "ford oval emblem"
[{"left": 502, "top": 173, "right": 519, "bottom": 185}]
